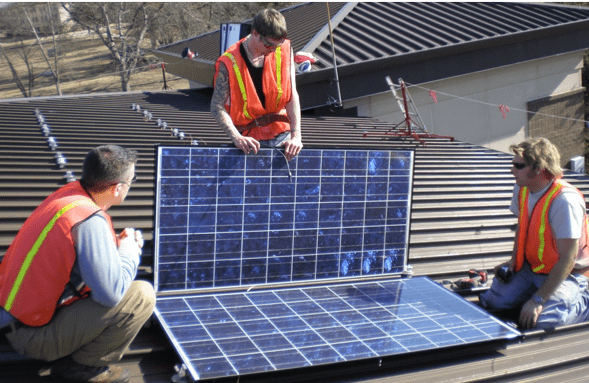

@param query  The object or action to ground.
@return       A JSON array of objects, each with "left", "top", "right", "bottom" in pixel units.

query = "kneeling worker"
[
  {"left": 0, "top": 145, "right": 155, "bottom": 383},
  {"left": 480, "top": 138, "right": 589, "bottom": 330}
]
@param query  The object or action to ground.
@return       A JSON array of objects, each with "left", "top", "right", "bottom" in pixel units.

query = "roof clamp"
[
  {"left": 172, "top": 364, "right": 191, "bottom": 383},
  {"left": 143, "top": 109, "right": 152, "bottom": 121},
  {"left": 47, "top": 136, "right": 58, "bottom": 151},
  {"left": 64, "top": 170, "right": 76, "bottom": 183},
  {"left": 55, "top": 152, "right": 67, "bottom": 169}
]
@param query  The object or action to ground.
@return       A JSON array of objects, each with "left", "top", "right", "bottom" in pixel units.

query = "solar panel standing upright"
[{"left": 153, "top": 147, "right": 520, "bottom": 381}]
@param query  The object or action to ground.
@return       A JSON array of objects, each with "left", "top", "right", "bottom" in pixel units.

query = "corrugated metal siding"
[{"left": 2, "top": 89, "right": 589, "bottom": 382}]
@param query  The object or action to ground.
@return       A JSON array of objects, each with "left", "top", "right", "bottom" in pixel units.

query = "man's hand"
[
  {"left": 118, "top": 228, "right": 143, "bottom": 252},
  {"left": 280, "top": 136, "right": 303, "bottom": 161},
  {"left": 233, "top": 135, "right": 260, "bottom": 155},
  {"left": 519, "top": 299, "right": 543, "bottom": 330}
]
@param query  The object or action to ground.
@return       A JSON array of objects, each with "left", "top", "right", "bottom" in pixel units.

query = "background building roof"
[{"left": 155, "top": 2, "right": 589, "bottom": 109}]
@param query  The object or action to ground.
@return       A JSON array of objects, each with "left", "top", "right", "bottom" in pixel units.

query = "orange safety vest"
[
  {"left": 214, "top": 37, "right": 292, "bottom": 141},
  {"left": 514, "top": 179, "right": 589, "bottom": 276},
  {"left": 0, "top": 181, "right": 117, "bottom": 327}
]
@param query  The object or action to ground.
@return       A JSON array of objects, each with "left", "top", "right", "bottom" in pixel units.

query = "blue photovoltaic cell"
[
  {"left": 154, "top": 147, "right": 413, "bottom": 292},
  {"left": 155, "top": 277, "right": 521, "bottom": 381}
]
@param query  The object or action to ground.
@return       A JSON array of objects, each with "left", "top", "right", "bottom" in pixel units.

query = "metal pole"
[{"left": 326, "top": 2, "right": 342, "bottom": 108}]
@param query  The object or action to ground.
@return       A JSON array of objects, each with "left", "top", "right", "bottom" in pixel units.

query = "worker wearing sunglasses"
[
  {"left": 212, "top": 8, "right": 303, "bottom": 162},
  {"left": 480, "top": 137, "right": 589, "bottom": 331}
]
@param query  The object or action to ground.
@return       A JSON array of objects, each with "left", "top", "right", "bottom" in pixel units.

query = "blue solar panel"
[
  {"left": 155, "top": 277, "right": 521, "bottom": 381},
  {"left": 154, "top": 147, "right": 414, "bottom": 292},
  {"left": 152, "top": 147, "right": 521, "bottom": 381}
]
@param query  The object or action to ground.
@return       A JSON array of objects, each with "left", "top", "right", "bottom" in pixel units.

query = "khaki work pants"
[{"left": 6, "top": 280, "right": 155, "bottom": 366}]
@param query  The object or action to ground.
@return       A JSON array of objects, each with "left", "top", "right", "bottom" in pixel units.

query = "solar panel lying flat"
[
  {"left": 154, "top": 147, "right": 414, "bottom": 292},
  {"left": 155, "top": 277, "right": 520, "bottom": 380}
]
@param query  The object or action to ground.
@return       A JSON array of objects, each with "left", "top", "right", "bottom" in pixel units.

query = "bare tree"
[
  {"left": 146, "top": 3, "right": 298, "bottom": 50},
  {"left": 61, "top": 2, "right": 165, "bottom": 92},
  {"left": 147, "top": 3, "right": 204, "bottom": 49},
  {"left": 0, "top": 2, "right": 64, "bottom": 98},
  {"left": 23, "top": 5, "right": 62, "bottom": 96},
  {"left": 0, "top": 44, "right": 29, "bottom": 98}
]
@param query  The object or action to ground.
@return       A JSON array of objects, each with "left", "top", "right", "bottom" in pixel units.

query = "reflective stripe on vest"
[
  {"left": 223, "top": 52, "right": 252, "bottom": 120},
  {"left": 519, "top": 187, "right": 528, "bottom": 225},
  {"left": 3, "top": 199, "right": 96, "bottom": 311},
  {"left": 275, "top": 46, "right": 282, "bottom": 109},
  {"left": 534, "top": 182, "right": 564, "bottom": 272}
]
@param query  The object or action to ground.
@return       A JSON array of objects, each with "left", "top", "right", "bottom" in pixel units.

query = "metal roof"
[
  {"left": 311, "top": 2, "right": 589, "bottom": 68},
  {"left": 2, "top": 89, "right": 589, "bottom": 381}
]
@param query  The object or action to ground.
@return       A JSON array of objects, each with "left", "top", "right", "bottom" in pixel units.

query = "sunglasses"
[
  {"left": 259, "top": 34, "right": 285, "bottom": 49},
  {"left": 512, "top": 161, "right": 527, "bottom": 170}
]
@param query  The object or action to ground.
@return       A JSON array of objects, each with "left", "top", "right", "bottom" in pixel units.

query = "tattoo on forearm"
[{"left": 211, "top": 64, "right": 240, "bottom": 140}]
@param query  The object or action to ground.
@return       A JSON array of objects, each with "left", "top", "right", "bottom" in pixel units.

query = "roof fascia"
[
  {"left": 153, "top": 51, "right": 216, "bottom": 87},
  {"left": 296, "top": 20, "right": 589, "bottom": 110}
]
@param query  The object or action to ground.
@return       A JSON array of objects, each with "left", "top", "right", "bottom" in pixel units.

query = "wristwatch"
[{"left": 532, "top": 294, "right": 545, "bottom": 305}]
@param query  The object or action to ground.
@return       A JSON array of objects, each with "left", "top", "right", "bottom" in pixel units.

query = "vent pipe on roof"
[{"left": 326, "top": 2, "right": 343, "bottom": 109}]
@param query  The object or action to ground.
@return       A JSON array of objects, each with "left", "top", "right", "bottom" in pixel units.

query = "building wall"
[
  {"left": 527, "top": 88, "right": 585, "bottom": 168},
  {"left": 348, "top": 51, "right": 585, "bottom": 155}
]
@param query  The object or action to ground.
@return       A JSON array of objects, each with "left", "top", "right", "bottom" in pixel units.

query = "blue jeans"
[
  {"left": 480, "top": 263, "right": 589, "bottom": 330},
  {"left": 259, "top": 132, "right": 290, "bottom": 148}
]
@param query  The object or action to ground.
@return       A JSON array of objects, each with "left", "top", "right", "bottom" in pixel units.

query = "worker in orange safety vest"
[
  {"left": 480, "top": 138, "right": 589, "bottom": 330},
  {"left": 211, "top": 8, "right": 303, "bottom": 161},
  {"left": 0, "top": 145, "right": 154, "bottom": 383}
]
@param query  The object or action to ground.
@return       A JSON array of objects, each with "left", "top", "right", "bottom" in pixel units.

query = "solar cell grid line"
[
  {"left": 154, "top": 277, "right": 521, "bottom": 381},
  {"left": 154, "top": 147, "right": 414, "bottom": 292}
]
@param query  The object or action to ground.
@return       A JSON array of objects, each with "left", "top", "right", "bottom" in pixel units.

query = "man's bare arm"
[{"left": 210, "top": 62, "right": 260, "bottom": 154}]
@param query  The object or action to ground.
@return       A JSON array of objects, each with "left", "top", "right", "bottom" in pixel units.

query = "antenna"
[{"left": 363, "top": 77, "right": 454, "bottom": 145}]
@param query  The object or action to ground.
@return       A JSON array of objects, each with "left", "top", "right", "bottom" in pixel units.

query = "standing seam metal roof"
[
  {"left": 311, "top": 2, "right": 589, "bottom": 68},
  {"left": 158, "top": 2, "right": 589, "bottom": 68}
]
